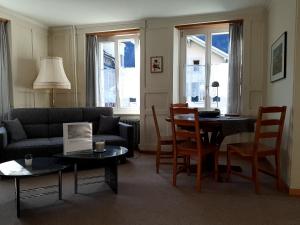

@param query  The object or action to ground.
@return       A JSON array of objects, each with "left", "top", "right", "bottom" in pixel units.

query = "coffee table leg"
[
  {"left": 15, "top": 177, "right": 20, "bottom": 218},
  {"left": 105, "top": 160, "right": 118, "bottom": 194},
  {"left": 74, "top": 163, "right": 78, "bottom": 194},
  {"left": 58, "top": 170, "right": 62, "bottom": 200}
]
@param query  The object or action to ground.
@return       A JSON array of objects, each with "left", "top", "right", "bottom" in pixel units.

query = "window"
[
  {"left": 180, "top": 25, "right": 230, "bottom": 114},
  {"left": 193, "top": 60, "right": 200, "bottom": 71},
  {"left": 97, "top": 34, "right": 140, "bottom": 114}
]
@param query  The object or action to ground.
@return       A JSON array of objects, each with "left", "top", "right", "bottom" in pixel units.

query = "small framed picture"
[
  {"left": 150, "top": 56, "right": 163, "bottom": 73},
  {"left": 270, "top": 32, "right": 287, "bottom": 82}
]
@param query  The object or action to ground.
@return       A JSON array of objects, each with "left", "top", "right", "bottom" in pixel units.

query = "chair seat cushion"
[{"left": 227, "top": 142, "right": 276, "bottom": 157}]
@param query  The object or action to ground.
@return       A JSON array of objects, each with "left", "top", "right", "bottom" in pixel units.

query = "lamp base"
[{"left": 51, "top": 88, "right": 55, "bottom": 107}]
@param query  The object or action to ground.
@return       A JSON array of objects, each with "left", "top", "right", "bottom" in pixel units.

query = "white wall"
[
  {"left": 47, "top": 7, "right": 268, "bottom": 152},
  {"left": 291, "top": 0, "right": 300, "bottom": 191},
  {"left": 140, "top": 7, "right": 267, "bottom": 151},
  {"left": 266, "top": 0, "right": 296, "bottom": 186},
  {"left": 0, "top": 7, "right": 49, "bottom": 108},
  {"left": 48, "top": 26, "right": 77, "bottom": 107}
]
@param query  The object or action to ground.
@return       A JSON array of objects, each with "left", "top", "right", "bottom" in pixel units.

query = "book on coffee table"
[{"left": 63, "top": 122, "right": 92, "bottom": 154}]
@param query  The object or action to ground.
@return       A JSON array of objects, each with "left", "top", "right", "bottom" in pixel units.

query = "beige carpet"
[{"left": 0, "top": 153, "right": 300, "bottom": 225}]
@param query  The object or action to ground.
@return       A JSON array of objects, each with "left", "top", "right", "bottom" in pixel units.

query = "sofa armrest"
[
  {"left": 0, "top": 126, "right": 8, "bottom": 162},
  {"left": 118, "top": 122, "right": 134, "bottom": 157}
]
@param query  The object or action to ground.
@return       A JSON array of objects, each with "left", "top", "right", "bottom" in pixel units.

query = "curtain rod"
[
  {"left": 175, "top": 19, "right": 243, "bottom": 30},
  {"left": 87, "top": 28, "right": 140, "bottom": 37},
  {"left": 0, "top": 18, "right": 9, "bottom": 23}
]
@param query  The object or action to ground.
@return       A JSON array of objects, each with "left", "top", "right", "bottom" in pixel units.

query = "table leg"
[
  {"left": 15, "top": 178, "right": 20, "bottom": 218},
  {"left": 74, "top": 163, "right": 78, "bottom": 194},
  {"left": 58, "top": 170, "right": 62, "bottom": 200},
  {"left": 105, "top": 160, "right": 118, "bottom": 194}
]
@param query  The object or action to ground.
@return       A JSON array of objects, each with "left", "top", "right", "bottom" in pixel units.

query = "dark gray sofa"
[{"left": 0, "top": 107, "right": 133, "bottom": 162}]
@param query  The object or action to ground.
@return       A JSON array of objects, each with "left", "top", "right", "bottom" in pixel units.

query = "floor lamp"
[
  {"left": 33, "top": 57, "right": 71, "bottom": 107},
  {"left": 212, "top": 81, "right": 220, "bottom": 108}
]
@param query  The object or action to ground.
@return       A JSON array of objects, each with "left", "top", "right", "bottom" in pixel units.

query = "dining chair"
[
  {"left": 171, "top": 103, "right": 188, "bottom": 108},
  {"left": 152, "top": 105, "right": 173, "bottom": 173},
  {"left": 226, "top": 106, "right": 286, "bottom": 193},
  {"left": 170, "top": 107, "right": 219, "bottom": 192}
]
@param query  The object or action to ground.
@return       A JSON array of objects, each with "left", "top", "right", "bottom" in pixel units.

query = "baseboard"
[
  {"left": 289, "top": 188, "right": 300, "bottom": 196},
  {"left": 280, "top": 179, "right": 289, "bottom": 193}
]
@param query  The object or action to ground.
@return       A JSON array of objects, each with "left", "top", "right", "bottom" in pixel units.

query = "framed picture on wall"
[
  {"left": 150, "top": 56, "right": 163, "bottom": 73},
  {"left": 270, "top": 32, "right": 287, "bottom": 82}
]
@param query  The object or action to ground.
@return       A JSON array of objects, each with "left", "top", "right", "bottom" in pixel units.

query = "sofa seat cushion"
[
  {"left": 4, "top": 138, "right": 63, "bottom": 160},
  {"left": 93, "top": 135, "right": 127, "bottom": 147},
  {"left": 48, "top": 137, "right": 63, "bottom": 146}
]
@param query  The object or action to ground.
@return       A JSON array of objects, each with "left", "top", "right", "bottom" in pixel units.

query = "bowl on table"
[{"left": 198, "top": 109, "right": 220, "bottom": 118}]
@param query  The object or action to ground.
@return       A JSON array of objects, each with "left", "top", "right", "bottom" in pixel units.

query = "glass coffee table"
[
  {"left": 55, "top": 145, "right": 128, "bottom": 194},
  {"left": 0, "top": 157, "right": 69, "bottom": 218}
]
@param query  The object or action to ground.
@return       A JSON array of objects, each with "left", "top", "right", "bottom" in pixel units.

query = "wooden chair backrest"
[
  {"left": 171, "top": 103, "right": 188, "bottom": 108},
  {"left": 254, "top": 106, "right": 287, "bottom": 153},
  {"left": 170, "top": 107, "right": 202, "bottom": 153},
  {"left": 151, "top": 105, "right": 161, "bottom": 141}
]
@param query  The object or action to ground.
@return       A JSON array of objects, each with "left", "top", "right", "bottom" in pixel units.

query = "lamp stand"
[
  {"left": 216, "top": 87, "right": 219, "bottom": 108},
  {"left": 51, "top": 88, "right": 55, "bottom": 107}
]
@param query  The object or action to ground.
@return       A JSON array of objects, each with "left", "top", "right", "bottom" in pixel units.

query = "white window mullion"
[
  {"left": 115, "top": 40, "right": 121, "bottom": 109},
  {"left": 98, "top": 43, "right": 103, "bottom": 107},
  {"left": 206, "top": 31, "right": 212, "bottom": 109},
  {"left": 135, "top": 38, "right": 141, "bottom": 106},
  {"left": 180, "top": 31, "right": 187, "bottom": 103}
]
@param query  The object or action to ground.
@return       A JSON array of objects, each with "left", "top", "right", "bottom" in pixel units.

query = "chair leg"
[
  {"left": 214, "top": 151, "right": 219, "bottom": 181},
  {"left": 275, "top": 154, "right": 281, "bottom": 191},
  {"left": 156, "top": 144, "right": 161, "bottom": 174},
  {"left": 226, "top": 148, "right": 232, "bottom": 181},
  {"left": 196, "top": 157, "right": 202, "bottom": 192},
  {"left": 172, "top": 150, "right": 177, "bottom": 187},
  {"left": 252, "top": 156, "right": 260, "bottom": 194},
  {"left": 186, "top": 156, "right": 191, "bottom": 176}
]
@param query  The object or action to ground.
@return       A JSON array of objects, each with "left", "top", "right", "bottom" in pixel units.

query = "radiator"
[{"left": 120, "top": 119, "right": 140, "bottom": 150}]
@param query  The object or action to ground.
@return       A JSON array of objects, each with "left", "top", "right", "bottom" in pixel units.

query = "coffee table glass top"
[
  {"left": 0, "top": 157, "right": 68, "bottom": 177},
  {"left": 56, "top": 145, "right": 128, "bottom": 160}
]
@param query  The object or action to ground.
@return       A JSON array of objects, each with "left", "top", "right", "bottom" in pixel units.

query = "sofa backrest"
[
  {"left": 10, "top": 107, "right": 114, "bottom": 139},
  {"left": 11, "top": 108, "right": 49, "bottom": 138},
  {"left": 48, "top": 108, "right": 83, "bottom": 137},
  {"left": 82, "top": 107, "right": 113, "bottom": 134}
]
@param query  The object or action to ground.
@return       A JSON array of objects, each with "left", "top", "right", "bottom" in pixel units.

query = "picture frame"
[
  {"left": 270, "top": 32, "right": 287, "bottom": 82},
  {"left": 150, "top": 56, "right": 163, "bottom": 73}
]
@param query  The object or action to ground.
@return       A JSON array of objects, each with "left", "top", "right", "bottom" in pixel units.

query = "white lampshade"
[{"left": 33, "top": 57, "right": 71, "bottom": 89}]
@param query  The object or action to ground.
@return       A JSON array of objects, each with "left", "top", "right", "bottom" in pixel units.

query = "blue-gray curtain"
[
  {"left": 0, "top": 22, "right": 10, "bottom": 121},
  {"left": 227, "top": 23, "right": 243, "bottom": 114},
  {"left": 86, "top": 35, "right": 99, "bottom": 107}
]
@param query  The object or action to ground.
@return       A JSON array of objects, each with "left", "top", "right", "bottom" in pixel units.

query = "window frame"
[
  {"left": 97, "top": 34, "right": 140, "bottom": 115},
  {"left": 179, "top": 26, "right": 229, "bottom": 110}
]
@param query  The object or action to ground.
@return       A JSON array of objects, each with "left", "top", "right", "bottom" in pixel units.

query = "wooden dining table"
[
  {"left": 167, "top": 114, "right": 256, "bottom": 145},
  {"left": 166, "top": 114, "right": 256, "bottom": 176}
]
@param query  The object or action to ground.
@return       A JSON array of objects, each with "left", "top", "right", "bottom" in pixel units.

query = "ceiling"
[{"left": 0, "top": 0, "right": 270, "bottom": 26}]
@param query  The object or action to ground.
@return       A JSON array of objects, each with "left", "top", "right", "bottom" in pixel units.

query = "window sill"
[{"left": 113, "top": 108, "right": 140, "bottom": 115}]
